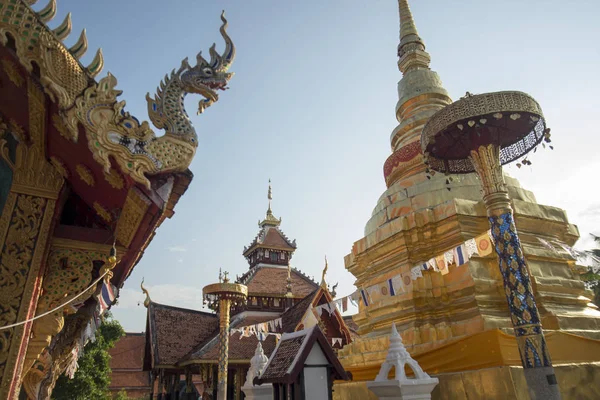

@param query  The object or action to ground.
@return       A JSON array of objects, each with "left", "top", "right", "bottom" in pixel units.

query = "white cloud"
[{"left": 167, "top": 245, "right": 187, "bottom": 252}]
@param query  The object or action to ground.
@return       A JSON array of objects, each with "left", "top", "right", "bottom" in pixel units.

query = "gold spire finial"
[
  {"left": 397, "top": 0, "right": 430, "bottom": 73},
  {"left": 141, "top": 278, "right": 151, "bottom": 308},
  {"left": 398, "top": 0, "right": 419, "bottom": 44},
  {"left": 320, "top": 256, "right": 329, "bottom": 288},
  {"left": 260, "top": 179, "right": 281, "bottom": 227}
]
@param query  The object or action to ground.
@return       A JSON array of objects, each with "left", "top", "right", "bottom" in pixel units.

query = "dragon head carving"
[
  {"left": 64, "top": 11, "right": 236, "bottom": 188},
  {"left": 146, "top": 10, "right": 235, "bottom": 145}
]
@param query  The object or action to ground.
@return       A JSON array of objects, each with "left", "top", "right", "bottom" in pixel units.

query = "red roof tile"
[
  {"left": 244, "top": 226, "right": 296, "bottom": 255},
  {"left": 110, "top": 333, "right": 145, "bottom": 370},
  {"left": 149, "top": 303, "right": 218, "bottom": 366},
  {"left": 246, "top": 267, "right": 317, "bottom": 297}
]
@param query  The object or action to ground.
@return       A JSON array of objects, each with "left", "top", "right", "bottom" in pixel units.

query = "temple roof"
[
  {"left": 109, "top": 333, "right": 151, "bottom": 394},
  {"left": 243, "top": 225, "right": 296, "bottom": 256},
  {"left": 145, "top": 302, "right": 218, "bottom": 367},
  {"left": 257, "top": 326, "right": 350, "bottom": 384},
  {"left": 238, "top": 266, "right": 318, "bottom": 298},
  {"left": 181, "top": 314, "right": 278, "bottom": 363},
  {"left": 281, "top": 290, "right": 317, "bottom": 332}
]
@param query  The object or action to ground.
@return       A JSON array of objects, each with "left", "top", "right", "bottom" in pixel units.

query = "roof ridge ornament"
[
  {"left": 141, "top": 278, "right": 151, "bottom": 308},
  {"left": 320, "top": 256, "right": 328, "bottom": 288},
  {"left": 62, "top": 11, "right": 235, "bottom": 188},
  {"left": 260, "top": 179, "right": 281, "bottom": 227}
]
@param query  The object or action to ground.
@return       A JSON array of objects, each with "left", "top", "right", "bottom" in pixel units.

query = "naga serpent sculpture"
[{"left": 64, "top": 11, "right": 235, "bottom": 187}]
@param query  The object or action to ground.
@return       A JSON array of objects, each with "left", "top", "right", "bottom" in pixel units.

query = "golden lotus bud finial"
[{"left": 101, "top": 240, "right": 118, "bottom": 283}]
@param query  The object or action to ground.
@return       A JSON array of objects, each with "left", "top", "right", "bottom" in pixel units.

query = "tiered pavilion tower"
[{"left": 335, "top": 1, "right": 600, "bottom": 398}]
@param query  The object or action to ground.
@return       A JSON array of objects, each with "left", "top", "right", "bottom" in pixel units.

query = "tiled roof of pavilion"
[
  {"left": 281, "top": 290, "right": 317, "bottom": 332},
  {"left": 109, "top": 333, "right": 151, "bottom": 394},
  {"left": 238, "top": 266, "right": 318, "bottom": 297},
  {"left": 180, "top": 289, "right": 321, "bottom": 364},
  {"left": 146, "top": 302, "right": 218, "bottom": 367},
  {"left": 257, "top": 326, "right": 350, "bottom": 384},
  {"left": 243, "top": 225, "right": 297, "bottom": 256},
  {"left": 180, "top": 314, "right": 279, "bottom": 363}
]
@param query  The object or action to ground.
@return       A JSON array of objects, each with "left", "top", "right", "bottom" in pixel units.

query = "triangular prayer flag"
[
  {"left": 410, "top": 266, "right": 422, "bottom": 280},
  {"left": 465, "top": 238, "right": 478, "bottom": 257},
  {"left": 391, "top": 275, "right": 405, "bottom": 294}
]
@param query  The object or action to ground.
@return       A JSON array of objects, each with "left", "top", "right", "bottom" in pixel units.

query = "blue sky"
[{"left": 41, "top": 0, "right": 600, "bottom": 331}]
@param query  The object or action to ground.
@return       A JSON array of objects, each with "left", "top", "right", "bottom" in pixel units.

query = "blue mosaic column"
[
  {"left": 488, "top": 212, "right": 551, "bottom": 367},
  {"left": 471, "top": 144, "right": 560, "bottom": 399}
]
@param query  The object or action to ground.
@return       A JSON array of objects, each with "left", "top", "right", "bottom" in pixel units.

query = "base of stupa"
[{"left": 334, "top": 362, "right": 600, "bottom": 400}]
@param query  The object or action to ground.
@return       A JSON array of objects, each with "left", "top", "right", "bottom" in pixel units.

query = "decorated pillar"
[
  {"left": 422, "top": 91, "right": 560, "bottom": 398},
  {"left": 203, "top": 272, "right": 247, "bottom": 400},
  {"left": 0, "top": 78, "right": 64, "bottom": 400}
]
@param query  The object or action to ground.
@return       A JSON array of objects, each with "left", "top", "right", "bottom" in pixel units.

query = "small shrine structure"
[{"left": 255, "top": 326, "right": 350, "bottom": 400}]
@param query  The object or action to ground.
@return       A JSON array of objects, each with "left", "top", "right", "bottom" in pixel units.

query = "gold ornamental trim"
[
  {"left": 203, "top": 282, "right": 248, "bottom": 297},
  {"left": 421, "top": 91, "right": 544, "bottom": 152},
  {"left": 115, "top": 187, "right": 151, "bottom": 248}
]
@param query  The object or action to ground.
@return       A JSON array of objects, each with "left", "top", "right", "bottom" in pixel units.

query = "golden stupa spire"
[{"left": 397, "top": 0, "right": 430, "bottom": 73}]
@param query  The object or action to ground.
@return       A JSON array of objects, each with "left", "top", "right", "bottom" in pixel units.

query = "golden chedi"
[{"left": 335, "top": 1, "right": 600, "bottom": 399}]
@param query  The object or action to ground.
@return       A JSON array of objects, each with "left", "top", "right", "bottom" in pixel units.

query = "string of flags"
[
  {"left": 230, "top": 317, "right": 283, "bottom": 340},
  {"left": 352, "top": 231, "right": 491, "bottom": 307}
]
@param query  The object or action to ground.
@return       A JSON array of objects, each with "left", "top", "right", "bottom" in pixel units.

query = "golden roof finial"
[
  {"left": 320, "top": 255, "right": 329, "bottom": 288},
  {"left": 260, "top": 179, "right": 281, "bottom": 227},
  {"left": 397, "top": 0, "right": 430, "bottom": 73},
  {"left": 141, "top": 278, "right": 151, "bottom": 308},
  {"left": 268, "top": 178, "right": 272, "bottom": 210}
]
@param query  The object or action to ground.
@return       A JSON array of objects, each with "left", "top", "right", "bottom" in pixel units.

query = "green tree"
[
  {"left": 581, "top": 234, "right": 600, "bottom": 307},
  {"left": 52, "top": 313, "right": 125, "bottom": 400}
]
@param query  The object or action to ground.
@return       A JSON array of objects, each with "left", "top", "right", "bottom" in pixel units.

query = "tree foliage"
[
  {"left": 52, "top": 313, "right": 125, "bottom": 400},
  {"left": 581, "top": 234, "right": 600, "bottom": 307}
]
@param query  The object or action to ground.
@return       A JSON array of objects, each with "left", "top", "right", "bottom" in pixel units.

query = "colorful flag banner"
[
  {"left": 475, "top": 232, "right": 493, "bottom": 256},
  {"left": 453, "top": 244, "right": 467, "bottom": 266},
  {"left": 360, "top": 289, "right": 370, "bottom": 307},
  {"left": 436, "top": 255, "right": 449, "bottom": 275}
]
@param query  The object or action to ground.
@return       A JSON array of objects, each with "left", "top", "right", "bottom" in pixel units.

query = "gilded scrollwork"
[
  {"left": 115, "top": 188, "right": 151, "bottom": 248},
  {"left": 1, "top": 58, "right": 23, "bottom": 87},
  {"left": 75, "top": 164, "right": 94, "bottom": 187},
  {"left": 22, "top": 246, "right": 112, "bottom": 387},
  {"left": 0, "top": 1, "right": 102, "bottom": 109}
]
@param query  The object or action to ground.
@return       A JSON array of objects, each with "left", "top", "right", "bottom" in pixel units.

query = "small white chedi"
[
  {"left": 242, "top": 341, "right": 273, "bottom": 400},
  {"left": 367, "top": 323, "right": 439, "bottom": 400}
]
